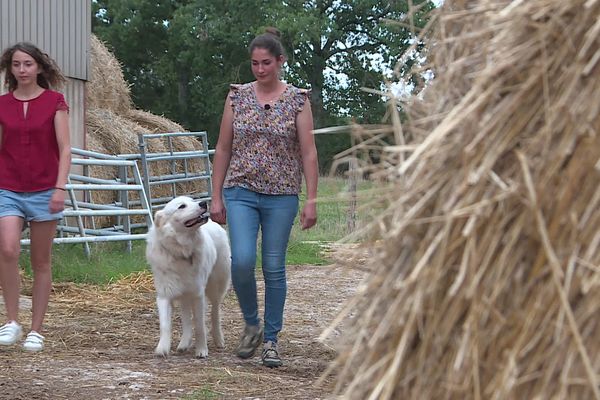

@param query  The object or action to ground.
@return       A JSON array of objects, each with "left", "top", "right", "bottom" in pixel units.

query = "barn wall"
[
  {"left": 0, "top": 0, "right": 90, "bottom": 151},
  {"left": 0, "top": 0, "right": 90, "bottom": 80}
]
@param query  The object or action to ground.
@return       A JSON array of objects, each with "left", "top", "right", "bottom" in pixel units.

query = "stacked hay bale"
[
  {"left": 87, "top": 35, "right": 133, "bottom": 112},
  {"left": 85, "top": 35, "right": 207, "bottom": 224},
  {"left": 322, "top": 1, "right": 600, "bottom": 399}
]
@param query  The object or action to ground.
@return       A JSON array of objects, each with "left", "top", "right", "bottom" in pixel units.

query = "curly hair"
[{"left": 0, "top": 42, "right": 66, "bottom": 91}]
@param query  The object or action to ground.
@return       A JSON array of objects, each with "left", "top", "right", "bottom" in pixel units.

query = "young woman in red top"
[{"left": 0, "top": 42, "right": 71, "bottom": 351}]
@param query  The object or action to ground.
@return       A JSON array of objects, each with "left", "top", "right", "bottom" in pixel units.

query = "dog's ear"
[{"left": 154, "top": 210, "right": 165, "bottom": 228}]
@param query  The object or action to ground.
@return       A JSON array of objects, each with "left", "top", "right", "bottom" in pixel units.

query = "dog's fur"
[{"left": 145, "top": 196, "right": 231, "bottom": 358}]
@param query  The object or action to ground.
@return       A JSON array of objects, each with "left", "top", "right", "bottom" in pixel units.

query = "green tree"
[
  {"left": 265, "top": 0, "right": 434, "bottom": 170},
  {"left": 271, "top": 0, "right": 434, "bottom": 126},
  {"left": 92, "top": 0, "right": 180, "bottom": 115},
  {"left": 92, "top": 0, "right": 266, "bottom": 135},
  {"left": 92, "top": 0, "right": 434, "bottom": 171}
]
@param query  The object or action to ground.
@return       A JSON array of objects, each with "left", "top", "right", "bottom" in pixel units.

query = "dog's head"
[{"left": 153, "top": 196, "right": 210, "bottom": 233}]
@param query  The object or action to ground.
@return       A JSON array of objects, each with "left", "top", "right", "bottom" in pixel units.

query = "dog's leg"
[
  {"left": 210, "top": 300, "right": 225, "bottom": 349},
  {"left": 206, "top": 257, "right": 229, "bottom": 350},
  {"left": 155, "top": 296, "right": 173, "bottom": 356},
  {"left": 193, "top": 294, "right": 208, "bottom": 358},
  {"left": 177, "top": 296, "right": 194, "bottom": 353}
]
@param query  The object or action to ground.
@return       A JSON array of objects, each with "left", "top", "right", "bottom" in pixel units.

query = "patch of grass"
[
  {"left": 20, "top": 241, "right": 148, "bottom": 285},
  {"left": 181, "top": 386, "right": 222, "bottom": 400},
  {"left": 286, "top": 240, "right": 329, "bottom": 266},
  {"left": 286, "top": 176, "right": 373, "bottom": 264}
]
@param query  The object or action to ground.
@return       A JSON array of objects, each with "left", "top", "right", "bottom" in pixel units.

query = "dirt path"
[{"left": 0, "top": 264, "right": 365, "bottom": 399}]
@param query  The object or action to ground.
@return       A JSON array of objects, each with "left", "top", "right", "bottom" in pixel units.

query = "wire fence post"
[
  {"left": 347, "top": 157, "right": 358, "bottom": 233},
  {"left": 138, "top": 133, "right": 152, "bottom": 208}
]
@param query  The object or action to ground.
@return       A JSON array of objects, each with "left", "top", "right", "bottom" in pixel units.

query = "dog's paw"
[
  {"left": 155, "top": 349, "right": 169, "bottom": 357},
  {"left": 195, "top": 346, "right": 209, "bottom": 359},
  {"left": 213, "top": 329, "right": 225, "bottom": 349},
  {"left": 176, "top": 342, "right": 192, "bottom": 353},
  {"left": 155, "top": 341, "right": 171, "bottom": 357},
  {"left": 214, "top": 337, "right": 225, "bottom": 349}
]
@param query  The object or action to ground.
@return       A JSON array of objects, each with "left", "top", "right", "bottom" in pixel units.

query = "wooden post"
[{"left": 347, "top": 157, "right": 358, "bottom": 233}]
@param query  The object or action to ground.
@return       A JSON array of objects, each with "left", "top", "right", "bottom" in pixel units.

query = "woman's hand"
[
  {"left": 49, "top": 188, "right": 66, "bottom": 213},
  {"left": 300, "top": 200, "right": 317, "bottom": 230},
  {"left": 210, "top": 197, "right": 227, "bottom": 225}
]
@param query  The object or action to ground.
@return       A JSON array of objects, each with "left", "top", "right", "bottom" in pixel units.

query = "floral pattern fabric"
[{"left": 224, "top": 82, "right": 310, "bottom": 195}]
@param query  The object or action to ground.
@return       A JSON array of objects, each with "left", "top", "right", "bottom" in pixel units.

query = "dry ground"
[{"left": 0, "top": 264, "right": 365, "bottom": 399}]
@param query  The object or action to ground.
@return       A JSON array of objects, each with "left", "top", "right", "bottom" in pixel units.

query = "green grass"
[
  {"left": 20, "top": 241, "right": 149, "bottom": 285},
  {"left": 181, "top": 387, "right": 222, "bottom": 400},
  {"left": 20, "top": 177, "right": 372, "bottom": 284},
  {"left": 286, "top": 176, "right": 373, "bottom": 263}
]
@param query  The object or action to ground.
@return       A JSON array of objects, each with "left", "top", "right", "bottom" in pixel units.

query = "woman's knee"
[
  {"left": 231, "top": 259, "right": 255, "bottom": 280},
  {"left": 262, "top": 264, "right": 286, "bottom": 286},
  {"left": 30, "top": 251, "right": 52, "bottom": 274},
  {"left": 0, "top": 242, "right": 20, "bottom": 262},
  {"left": 30, "top": 261, "right": 52, "bottom": 275}
]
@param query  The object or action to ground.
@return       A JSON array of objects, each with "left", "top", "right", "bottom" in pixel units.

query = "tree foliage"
[{"left": 92, "top": 0, "right": 434, "bottom": 171}]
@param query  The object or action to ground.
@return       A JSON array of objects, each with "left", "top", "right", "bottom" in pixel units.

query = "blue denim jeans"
[{"left": 223, "top": 186, "right": 299, "bottom": 343}]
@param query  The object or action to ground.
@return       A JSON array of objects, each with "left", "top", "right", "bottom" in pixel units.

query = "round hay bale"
[
  {"left": 87, "top": 34, "right": 132, "bottom": 114},
  {"left": 126, "top": 109, "right": 186, "bottom": 134},
  {"left": 324, "top": 1, "right": 600, "bottom": 399},
  {"left": 86, "top": 108, "right": 139, "bottom": 155},
  {"left": 84, "top": 35, "right": 210, "bottom": 226},
  {"left": 87, "top": 107, "right": 169, "bottom": 166}
]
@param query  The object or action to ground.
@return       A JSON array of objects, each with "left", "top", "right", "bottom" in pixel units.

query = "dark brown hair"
[
  {"left": 249, "top": 27, "right": 286, "bottom": 59},
  {"left": 0, "top": 42, "right": 66, "bottom": 91}
]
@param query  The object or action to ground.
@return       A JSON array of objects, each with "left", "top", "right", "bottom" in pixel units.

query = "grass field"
[{"left": 19, "top": 177, "right": 373, "bottom": 284}]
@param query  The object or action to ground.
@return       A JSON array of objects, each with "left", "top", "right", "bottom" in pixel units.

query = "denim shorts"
[{"left": 0, "top": 189, "right": 63, "bottom": 222}]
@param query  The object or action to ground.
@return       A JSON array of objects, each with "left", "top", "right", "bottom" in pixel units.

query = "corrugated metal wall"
[
  {"left": 63, "top": 78, "right": 86, "bottom": 151},
  {"left": 0, "top": 0, "right": 90, "bottom": 80},
  {"left": 0, "top": 0, "right": 90, "bottom": 150}
]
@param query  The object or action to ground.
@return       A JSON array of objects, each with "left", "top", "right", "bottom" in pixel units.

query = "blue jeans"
[{"left": 223, "top": 186, "right": 298, "bottom": 343}]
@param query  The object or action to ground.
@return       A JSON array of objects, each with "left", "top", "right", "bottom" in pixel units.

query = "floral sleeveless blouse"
[{"left": 224, "top": 82, "right": 310, "bottom": 195}]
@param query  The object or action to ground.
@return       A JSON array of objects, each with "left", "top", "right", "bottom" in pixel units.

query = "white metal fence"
[{"left": 19, "top": 131, "right": 213, "bottom": 256}]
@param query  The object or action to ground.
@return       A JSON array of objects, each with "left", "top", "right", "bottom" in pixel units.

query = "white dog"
[{"left": 145, "top": 196, "right": 231, "bottom": 358}]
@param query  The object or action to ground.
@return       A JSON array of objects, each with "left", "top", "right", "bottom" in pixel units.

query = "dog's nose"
[{"left": 198, "top": 201, "right": 207, "bottom": 209}]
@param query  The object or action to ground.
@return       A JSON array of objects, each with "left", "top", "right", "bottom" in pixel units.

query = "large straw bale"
[
  {"left": 87, "top": 108, "right": 141, "bottom": 155},
  {"left": 87, "top": 108, "right": 168, "bottom": 180},
  {"left": 87, "top": 35, "right": 132, "bottom": 113},
  {"left": 323, "top": 1, "right": 600, "bottom": 399},
  {"left": 126, "top": 109, "right": 186, "bottom": 134}
]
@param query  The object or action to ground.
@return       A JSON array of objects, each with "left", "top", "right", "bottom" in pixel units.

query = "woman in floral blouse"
[{"left": 211, "top": 27, "right": 318, "bottom": 368}]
